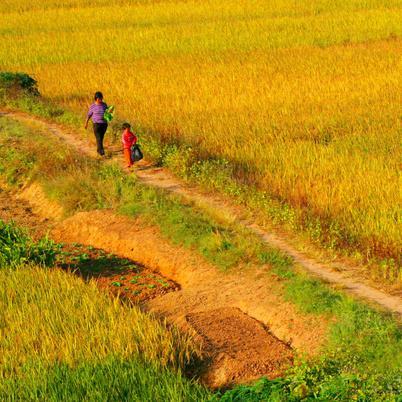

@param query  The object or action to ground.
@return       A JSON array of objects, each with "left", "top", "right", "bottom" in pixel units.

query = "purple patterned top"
[{"left": 87, "top": 102, "right": 108, "bottom": 124}]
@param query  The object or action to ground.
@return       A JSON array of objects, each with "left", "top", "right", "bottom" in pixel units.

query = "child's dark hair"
[
  {"left": 122, "top": 122, "right": 131, "bottom": 130},
  {"left": 94, "top": 91, "right": 103, "bottom": 101}
]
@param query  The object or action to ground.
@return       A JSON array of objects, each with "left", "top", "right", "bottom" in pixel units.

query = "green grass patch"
[
  {"left": 0, "top": 219, "right": 58, "bottom": 267},
  {"left": 284, "top": 276, "right": 342, "bottom": 315},
  {"left": 119, "top": 184, "right": 279, "bottom": 270},
  {"left": 1, "top": 358, "right": 208, "bottom": 402}
]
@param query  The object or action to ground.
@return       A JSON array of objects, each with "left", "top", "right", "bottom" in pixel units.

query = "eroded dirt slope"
[
  {"left": 53, "top": 210, "right": 328, "bottom": 358},
  {"left": 0, "top": 188, "right": 306, "bottom": 387}
]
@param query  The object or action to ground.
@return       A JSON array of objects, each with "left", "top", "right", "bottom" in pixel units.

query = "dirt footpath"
[{"left": 2, "top": 109, "right": 401, "bottom": 316}]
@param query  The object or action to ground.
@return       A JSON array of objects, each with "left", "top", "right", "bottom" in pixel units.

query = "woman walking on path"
[{"left": 85, "top": 91, "right": 108, "bottom": 156}]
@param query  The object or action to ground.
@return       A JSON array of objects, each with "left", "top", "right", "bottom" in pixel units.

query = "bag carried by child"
[{"left": 131, "top": 144, "right": 143, "bottom": 162}]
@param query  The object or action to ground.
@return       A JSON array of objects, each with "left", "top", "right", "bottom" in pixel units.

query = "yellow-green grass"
[
  {"left": 0, "top": 0, "right": 401, "bottom": 262},
  {"left": 0, "top": 266, "right": 196, "bottom": 372},
  {"left": 0, "top": 266, "right": 208, "bottom": 400}
]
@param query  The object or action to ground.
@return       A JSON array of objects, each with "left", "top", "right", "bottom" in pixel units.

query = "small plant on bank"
[{"left": 0, "top": 220, "right": 58, "bottom": 268}]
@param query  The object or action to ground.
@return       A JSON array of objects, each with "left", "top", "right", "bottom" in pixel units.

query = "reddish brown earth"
[
  {"left": 186, "top": 307, "right": 293, "bottom": 388},
  {"left": 59, "top": 243, "right": 179, "bottom": 304}
]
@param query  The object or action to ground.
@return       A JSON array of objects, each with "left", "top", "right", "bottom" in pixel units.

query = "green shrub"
[
  {"left": 0, "top": 220, "right": 58, "bottom": 267},
  {"left": 0, "top": 72, "right": 39, "bottom": 96}
]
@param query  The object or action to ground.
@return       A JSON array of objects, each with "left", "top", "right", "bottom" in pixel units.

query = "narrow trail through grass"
[
  {"left": 0, "top": 110, "right": 401, "bottom": 400},
  {"left": 1, "top": 108, "right": 401, "bottom": 317}
]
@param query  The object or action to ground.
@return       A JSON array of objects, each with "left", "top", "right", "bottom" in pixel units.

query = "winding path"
[{"left": 1, "top": 109, "right": 401, "bottom": 317}]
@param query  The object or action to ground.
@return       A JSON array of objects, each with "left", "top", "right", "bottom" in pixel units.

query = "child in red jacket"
[{"left": 122, "top": 123, "right": 137, "bottom": 168}]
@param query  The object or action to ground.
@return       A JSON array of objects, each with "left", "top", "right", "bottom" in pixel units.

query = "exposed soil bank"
[
  {"left": 52, "top": 210, "right": 328, "bottom": 358},
  {"left": 0, "top": 186, "right": 178, "bottom": 304},
  {"left": 52, "top": 210, "right": 326, "bottom": 387},
  {"left": 0, "top": 187, "right": 303, "bottom": 387},
  {"left": 0, "top": 186, "right": 53, "bottom": 238}
]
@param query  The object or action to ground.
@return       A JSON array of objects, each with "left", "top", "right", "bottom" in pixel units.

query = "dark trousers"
[{"left": 93, "top": 123, "right": 108, "bottom": 155}]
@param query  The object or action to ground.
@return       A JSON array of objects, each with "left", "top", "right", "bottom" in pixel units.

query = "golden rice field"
[
  {"left": 0, "top": 265, "right": 208, "bottom": 399},
  {"left": 0, "top": 0, "right": 401, "bottom": 261},
  {"left": 0, "top": 266, "right": 195, "bottom": 373}
]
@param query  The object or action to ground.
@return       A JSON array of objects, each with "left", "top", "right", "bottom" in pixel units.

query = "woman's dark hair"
[
  {"left": 94, "top": 91, "right": 103, "bottom": 101},
  {"left": 122, "top": 122, "right": 131, "bottom": 130}
]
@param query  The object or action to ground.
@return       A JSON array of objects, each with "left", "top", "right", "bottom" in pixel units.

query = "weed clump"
[
  {"left": 0, "top": 220, "right": 58, "bottom": 267},
  {"left": 0, "top": 72, "right": 39, "bottom": 98}
]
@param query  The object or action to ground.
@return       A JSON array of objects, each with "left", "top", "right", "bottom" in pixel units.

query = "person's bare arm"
[
  {"left": 85, "top": 105, "right": 93, "bottom": 129},
  {"left": 84, "top": 116, "right": 90, "bottom": 129}
]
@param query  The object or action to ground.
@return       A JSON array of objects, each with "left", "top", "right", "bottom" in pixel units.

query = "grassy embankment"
[
  {"left": 0, "top": 0, "right": 401, "bottom": 278},
  {"left": 0, "top": 88, "right": 401, "bottom": 400}
]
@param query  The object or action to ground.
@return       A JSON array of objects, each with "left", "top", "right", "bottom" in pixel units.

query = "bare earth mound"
[{"left": 186, "top": 307, "right": 293, "bottom": 388}]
